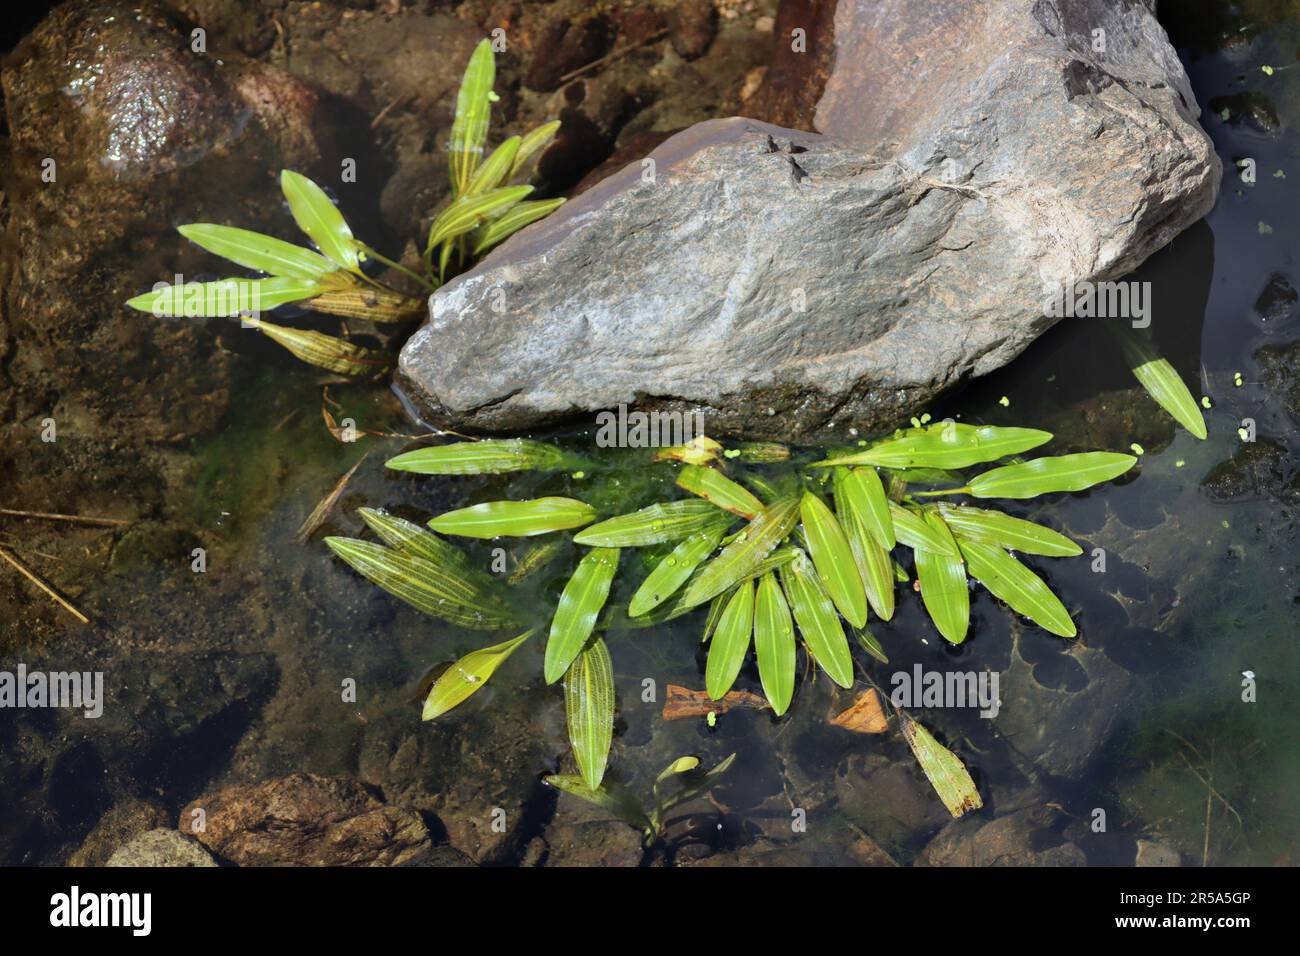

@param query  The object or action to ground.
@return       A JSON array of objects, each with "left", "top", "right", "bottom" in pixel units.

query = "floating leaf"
[
  {"left": 325, "top": 537, "right": 519, "bottom": 629},
  {"left": 830, "top": 688, "right": 888, "bottom": 734},
  {"left": 544, "top": 775, "right": 651, "bottom": 832},
  {"left": 429, "top": 497, "right": 596, "bottom": 538},
  {"left": 889, "top": 501, "right": 958, "bottom": 556},
  {"left": 913, "top": 512, "right": 969, "bottom": 644},
  {"left": 126, "top": 276, "right": 326, "bottom": 317},
  {"left": 472, "top": 198, "right": 567, "bottom": 254},
  {"left": 177, "top": 223, "right": 337, "bottom": 279},
  {"left": 753, "top": 572, "right": 796, "bottom": 716},
  {"left": 937, "top": 504, "right": 1081, "bottom": 557},
  {"left": 422, "top": 629, "right": 534, "bottom": 719},
  {"left": 705, "top": 579, "right": 755, "bottom": 700},
  {"left": 629, "top": 519, "right": 729, "bottom": 617},
  {"left": 680, "top": 496, "right": 800, "bottom": 609},
  {"left": 574, "top": 499, "right": 723, "bottom": 547},
  {"left": 958, "top": 539, "right": 1076, "bottom": 637},
  {"left": 676, "top": 465, "right": 763, "bottom": 518},
  {"left": 386, "top": 439, "right": 570, "bottom": 475},
  {"left": 247, "top": 319, "right": 394, "bottom": 376},
  {"left": 900, "top": 715, "right": 982, "bottom": 818},
  {"left": 966, "top": 453, "right": 1137, "bottom": 499},
  {"left": 799, "top": 491, "right": 867, "bottom": 628},
  {"left": 780, "top": 551, "right": 853, "bottom": 688},
  {"left": 815, "top": 424, "right": 1051, "bottom": 469},
  {"left": 544, "top": 548, "right": 620, "bottom": 683},
  {"left": 1109, "top": 324, "right": 1207, "bottom": 439},
  {"left": 565, "top": 637, "right": 616, "bottom": 789},
  {"left": 835, "top": 466, "right": 895, "bottom": 549},
  {"left": 280, "top": 170, "right": 361, "bottom": 274},
  {"left": 449, "top": 39, "right": 496, "bottom": 196}
]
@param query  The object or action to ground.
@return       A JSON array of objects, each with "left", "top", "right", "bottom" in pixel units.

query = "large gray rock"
[{"left": 398, "top": 0, "right": 1218, "bottom": 441}]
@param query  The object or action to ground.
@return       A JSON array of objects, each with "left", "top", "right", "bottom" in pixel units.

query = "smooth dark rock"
[
  {"left": 399, "top": 0, "right": 1220, "bottom": 441},
  {"left": 1254, "top": 273, "right": 1298, "bottom": 326}
]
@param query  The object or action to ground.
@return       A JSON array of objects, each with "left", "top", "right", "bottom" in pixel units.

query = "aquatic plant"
[
  {"left": 124, "top": 40, "right": 563, "bottom": 374},
  {"left": 324, "top": 423, "right": 1136, "bottom": 815}
]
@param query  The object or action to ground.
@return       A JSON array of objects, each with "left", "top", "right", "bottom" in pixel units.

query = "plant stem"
[
  {"left": 909, "top": 487, "right": 971, "bottom": 497},
  {"left": 358, "top": 243, "right": 437, "bottom": 293}
]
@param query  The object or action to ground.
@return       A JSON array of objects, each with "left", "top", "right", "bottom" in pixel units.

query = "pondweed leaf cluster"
[
  {"left": 325, "top": 422, "right": 1137, "bottom": 823},
  {"left": 125, "top": 40, "right": 563, "bottom": 375}
]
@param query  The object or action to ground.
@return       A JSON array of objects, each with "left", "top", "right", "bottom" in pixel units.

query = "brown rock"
[
  {"left": 669, "top": 0, "right": 718, "bottom": 61},
  {"left": 1135, "top": 839, "right": 1182, "bottom": 867},
  {"left": 525, "top": 10, "right": 616, "bottom": 92},
  {"left": 917, "top": 806, "right": 1087, "bottom": 866},
  {"left": 180, "top": 773, "right": 431, "bottom": 866},
  {"left": 68, "top": 799, "right": 170, "bottom": 867}
]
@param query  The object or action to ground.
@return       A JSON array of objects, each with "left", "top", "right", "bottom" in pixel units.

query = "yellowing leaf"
[
  {"left": 422, "top": 630, "right": 534, "bottom": 719},
  {"left": 901, "top": 715, "right": 983, "bottom": 818}
]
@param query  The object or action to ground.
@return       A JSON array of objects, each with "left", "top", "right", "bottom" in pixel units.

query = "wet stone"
[
  {"left": 1254, "top": 273, "right": 1298, "bottom": 326},
  {"left": 1199, "top": 438, "right": 1299, "bottom": 504}
]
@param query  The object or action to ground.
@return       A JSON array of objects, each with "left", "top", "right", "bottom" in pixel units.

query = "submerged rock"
[
  {"left": 106, "top": 829, "right": 218, "bottom": 868},
  {"left": 398, "top": 0, "right": 1219, "bottom": 441}
]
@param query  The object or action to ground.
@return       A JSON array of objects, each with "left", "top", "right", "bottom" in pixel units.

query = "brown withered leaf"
[
  {"left": 662, "top": 683, "right": 768, "bottom": 720},
  {"left": 830, "top": 688, "right": 889, "bottom": 734}
]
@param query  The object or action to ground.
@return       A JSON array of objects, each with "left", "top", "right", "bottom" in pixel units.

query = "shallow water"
[{"left": 2, "top": 5, "right": 1298, "bottom": 866}]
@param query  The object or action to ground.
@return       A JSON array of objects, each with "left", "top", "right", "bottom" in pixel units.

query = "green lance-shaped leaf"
[
  {"left": 248, "top": 319, "right": 394, "bottom": 376},
  {"left": 449, "top": 39, "right": 496, "bottom": 196},
  {"left": 357, "top": 507, "right": 479, "bottom": 575},
  {"left": 629, "top": 518, "right": 729, "bottom": 617},
  {"left": 426, "top": 185, "right": 534, "bottom": 258},
  {"left": 1109, "top": 324, "right": 1207, "bottom": 440},
  {"left": 732, "top": 442, "right": 790, "bottom": 464},
  {"left": 508, "top": 539, "right": 565, "bottom": 584},
  {"left": 422, "top": 629, "right": 535, "bottom": 720},
  {"left": 814, "top": 423, "right": 1052, "bottom": 470},
  {"left": 834, "top": 466, "right": 894, "bottom": 549},
  {"left": 842, "top": 506, "right": 896, "bottom": 621},
  {"left": 177, "top": 223, "right": 338, "bottom": 279},
  {"left": 472, "top": 198, "right": 566, "bottom": 255},
  {"left": 680, "top": 496, "right": 800, "bottom": 609},
  {"left": 564, "top": 636, "right": 616, "bottom": 790},
  {"left": 780, "top": 551, "right": 853, "bottom": 688},
  {"left": 655, "top": 752, "right": 737, "bottom": 820},
  {"left": 889, "top": 501, "right": 959, "bottom": 555},
  {"left": 853, "top": 627, "right": 889, "bottom": 664},
  {"left": 913, "top": 512, "right": 969, "bottom": 644},
  {"left": 386, "top": 438, "right": 570, "bottom": 475},
  {"left": 701, "top": 590, "right": 729, "bottom": 644},
  {"left": 463, "top": 136, "right": 521, "bottom": 198},
  {"left": 799, "top": 492, "right": 867, "bottom": 628},
  {"left": 280, "top": 170, "right": 361, "bottom": 274},
  {"left": 937, "top": 504, "right": 1081, "bottom": 557},
  {"left": 544, "top": 548, "right": 620, "bottom": 684},
  {"left": 574, "top": 499, "right": 724, "bottom": 547},
  {"left": 325, "top": 537, "right": 520, "bottom": 629},
  {"left": 126, "top": 276, "right": 327, "bottom": 317},
  {"left": 511, "top": 120, "right": 561, "bottom": 178},
  {"left": 966, "top": 453, "right": 1137, "bottom": 500},
  {"left": 753, "top": 572, "right": 796, "bottom": 716},
  {"left": 901, "top": 715, "right": 982, "bottom": 818},
  {"left": 958, "top": 540, "right": 1076, "bottom": 637},
  {"left": 429, "top": 497, "right": 596, "bottom": 539},
  {"left": 705, "top": 579, "right": 755, "bottom": 699},
  {"left": 676, "top": 465, "right": 764, "bottom": 519},
  {"left": 544, "top": 775, "right": 652, "bottom": 833}
]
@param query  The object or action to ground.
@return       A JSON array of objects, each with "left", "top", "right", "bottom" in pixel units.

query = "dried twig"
[
  {"left": 557, "top": 28, "right": 670, "bottom": 85},
  {"left": 0, "top": 544, "right": 90, "bottom": 624},
  {"left": 0, "top": 507, "right": 129, "bottom": 527}
]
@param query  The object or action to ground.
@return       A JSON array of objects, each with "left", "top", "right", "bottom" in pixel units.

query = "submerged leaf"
[
  {"left": 325, "top": 537, "right": 519, "bottom": 628},
  {"left": 901, "top": 715, "right": 983, "bottom": 818},
  {"left": 966, "top": 453, "right": 1137, "bottom": 499},
  {"left": 280, "top": 170, "right": 360, "bottom": 274},
  {"left": 629, "top": 519, "right": 729, "bottom": 617},
  {"left": 913, "top": 512, "right": 969, "bottom": 644},
  {"left": 937, "top": 504, "right": 1081, "bottom": 557},
  {"left": 815, "top": 424, "right": 1051, "bottom": 469},
  {"left": 422, "top": 629, "right": 534, "bottom": 719},
  {"left": 248, "top": 319, "right": 393, "bottom": 376},
  {"left": 1110, "top": 324, "right": 1207, "bottom": 439},
  {"left": 429, "top": 497, "right": 596, "bottom": 538},
  {"left": 574, "top": 499, "right": 724, "bottom": 547},
  {"left": 545, "top": 548, "right": 620, "bottom": 684},
  {"left": 753, "top": 572, "right": 796, "bottom": 716},
  {"left": 680, "top": 496, "right": 800, "bottom": 609},
  {"left": 676, "top": 465, "right": 763, "bottom": 518},
  {"left": 177, "top": 223, "right": 337, "bottom": 279},
  {"left": 386, "top": 439, "right": 570, "bottom": 475},
  {"left": 958, "top": 539, "right": 1076, "bottom": 637},
  {"left": 565, "top": 637, "right": 616, "bottom": 789},
  {"left": 449, "top": 39, "right": 496, "bottom": 196},
  {"left": 705, "top": 579, "right": 754, "bottom": 700},
  {"left": 780, "top": 551, "right": 853, "bottom": 688},
  {"left": 508, "top": 539, "right": 565, "bottom": 584},
  {"left": 544, "top": 775, "right": 651, "bottom": 832}
]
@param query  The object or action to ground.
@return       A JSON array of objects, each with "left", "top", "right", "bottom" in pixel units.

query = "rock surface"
[
  {"left": 398, "top": 0, "right": 1219, "bottom": 441},
  {"left": 179, "top": 773, "right": 430, "bottom": 866},
  {"left": 106, "top": 829, "right": 219, "bottom": 867}
]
